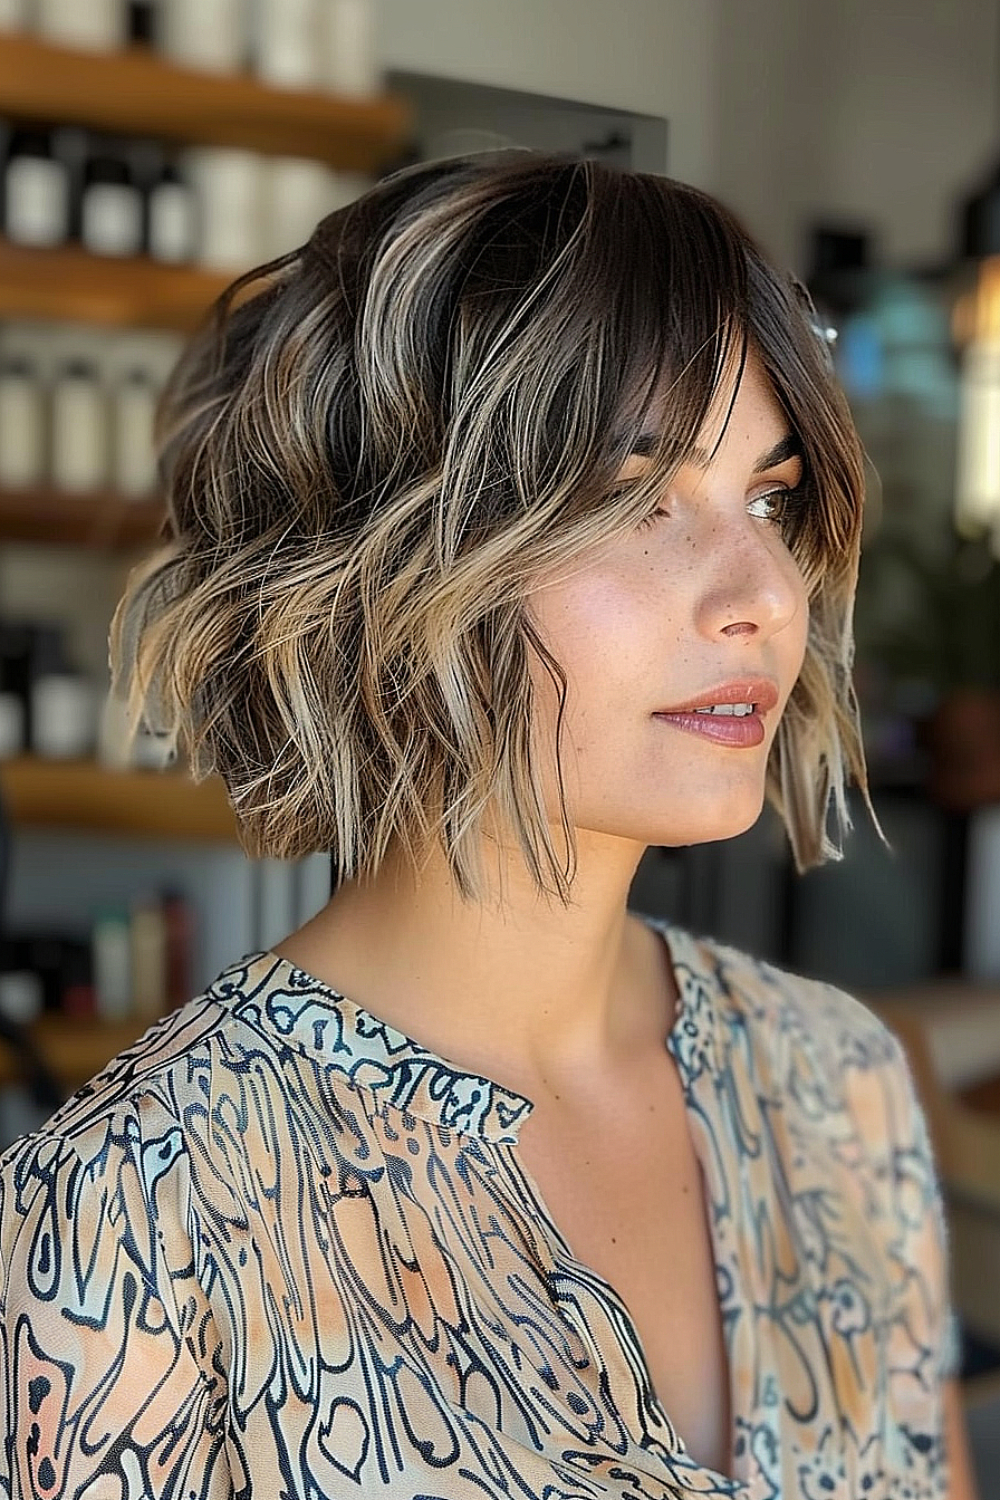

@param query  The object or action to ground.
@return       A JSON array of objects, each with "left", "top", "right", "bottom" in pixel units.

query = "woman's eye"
[
  {"left": 635, "top": 506, "right": 670, "bottom": 533},
  {"left": 747, "top": 486, "right": 797, "bottom": 524},
  {"left": 634, "top": 483, "right": 806, "bottom": 535}
]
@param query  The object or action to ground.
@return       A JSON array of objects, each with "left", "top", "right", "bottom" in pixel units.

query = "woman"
[{"left": 0, "top": 150, "right": 976, "bottom": 1498}]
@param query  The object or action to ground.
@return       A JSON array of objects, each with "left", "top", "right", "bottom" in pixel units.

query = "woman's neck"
[{"left": 270, "top": 832, "right": 676, "bottom": 1105}]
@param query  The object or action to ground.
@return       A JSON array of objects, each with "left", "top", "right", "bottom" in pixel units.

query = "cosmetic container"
[
  {"left": 0, "top": 622, "right": 32, "bottom": 754},
  {"left": 92, "top": 907, "right": 132, "bottom": 1021},
  {"left": 0, "top": 970, "right": 44, "bottom": 1026},
  {"left": 0, "top": 0, "right": 29, "bottom": 30},
  {"left": 0, "top": 689, "right": 25, "bottom": 757},
  {"left": 130, "top": 897, "right": 168, "bottom": 1018},
  {"left": 29, "top": 619, "right": 98, "bottom": 761},
  {"left": 112, "top": 366, "right": 158, "bottom": 496},
  {"left": 0, "top": 354, "right": 46, "bottom": 488},
  {"left": 4, "top": 127, "right": 71, "bottom": 247},
  {"left": 161, "top": 888, "right": 193, "bottom": 1007},
  {"left": 36, "top": 0, "right": 128, "bottom": 50},
  {"left": 253, "top": 0, "right": 320, "bottom": 88},
  {"left": 184, "top": 146, "right": 263, "bottom": 269},
  {"left": 31, "top": 672, "right": 97, "bottom": 759},
  {"left": 51, "top": 359, "right": 109, "bottom": 491},
  {"left": 323, "top": 0, "right": 378, "bottom": 98},
  {"left": 80, "top": 141, "right": 144, "bottom": 257},
  {"left": 147, "top": 155, "right": 198, "bottom": 262},
  {"left": 261, "top": 155, "right": 337, "bottom": 258},
  {"left": 156, "top": 0, "right": 248, "bottom": 73}
]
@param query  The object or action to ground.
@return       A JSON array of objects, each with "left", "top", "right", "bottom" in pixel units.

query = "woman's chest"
[
  {"left": 194, "top": 1081, "right": 930, "bottom": 1498},
  {"left": 515, "top": 1058, "right": 732, "bottom": 1476}
]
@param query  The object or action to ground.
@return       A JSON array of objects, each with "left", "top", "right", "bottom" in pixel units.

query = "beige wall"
[
  {"left": 379, "top": 0, "right": 720, "bottom": 185},
  {"left": 380, "top": 0, "right": 999, "bottom": 273},
  {"left": 715, "top": 0, "right": 1000, "bottom": 270}
]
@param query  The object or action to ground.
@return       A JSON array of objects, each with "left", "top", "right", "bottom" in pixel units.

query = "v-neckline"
[{"left": 501, "top": 915, "right": 746, "bottom": 1494}]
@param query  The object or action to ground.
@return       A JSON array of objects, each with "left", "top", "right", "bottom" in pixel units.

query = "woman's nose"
[{"left": 693, "top": 522, "right": 806, "bottom": 643}]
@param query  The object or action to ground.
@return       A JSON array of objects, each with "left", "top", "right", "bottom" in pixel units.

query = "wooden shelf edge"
[
  {"left": 0, "top": 238, "right": 234, "bottom": 330},
  {"left": 0, "top": 33, "right": 412, "bottom": 171},
  {"left": 0, "top": 486, "right": 166, "bottom": 548},
  {"left": 0, "top": 757, "right": 240, "bottom": 844}
]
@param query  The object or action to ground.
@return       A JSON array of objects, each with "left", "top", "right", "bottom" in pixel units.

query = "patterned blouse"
[{"left": 0, "top": 917, "right": 957, "bottom": 1500}]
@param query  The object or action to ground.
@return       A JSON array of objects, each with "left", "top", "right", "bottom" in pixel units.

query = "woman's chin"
[{"left": 642, "top": 789, "right": 768, "bottom": 848}]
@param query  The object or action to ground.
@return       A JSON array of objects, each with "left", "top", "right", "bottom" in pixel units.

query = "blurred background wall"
[{"left": 715, "top": 0, "right": 1000, "bottom": 269}]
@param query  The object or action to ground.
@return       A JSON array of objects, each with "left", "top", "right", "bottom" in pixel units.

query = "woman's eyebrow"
[
  {"left": 628, "top": 432, "right": 803, "bottom": 472},
  {"left": 747, "top": 434, "right": 803, "bottom": 473}
]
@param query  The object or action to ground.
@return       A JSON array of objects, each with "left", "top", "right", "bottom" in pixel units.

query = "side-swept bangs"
[{"left": 109, "top": 148, "right": 867, "bottom": 902}]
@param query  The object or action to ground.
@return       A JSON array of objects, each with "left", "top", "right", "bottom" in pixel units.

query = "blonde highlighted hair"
[{"left": 110, "top": 149, "right": 868, "bottom": 903}]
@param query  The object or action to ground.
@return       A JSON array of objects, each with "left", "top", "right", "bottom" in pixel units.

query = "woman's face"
[{"left": 525, "top": 348, "right": 810, "bottom": 850}]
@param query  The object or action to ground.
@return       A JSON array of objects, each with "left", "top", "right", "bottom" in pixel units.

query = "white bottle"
[
  {"left": 92, "top": 908, "right": 132, "bottom": 1022},
  {"left": 156, "top": 0, "right": 248, "bottom": 73},
  {"left": 147, "top": 159, "right": 198, "bottom": 263},
  {"left": 261, "top": 156, "right": 335, "bottom": 259},
  {"left": 253, "top": 0, "right": 320, "bottom": 89},
  {"left": 4, "top": 129, "right": 71, "bottom": 248},
  {"left": 956, "top": 335, "right": 1000, "bottom": 540},
  {"left": 0, "top": 692, "right": 25, "bottom": 757},
  {"left": 31, "top": 673, "right": 97, "bottom": 758},
  {"left": 36, "top": 0, "right": 128, "bottom": 51},
  {"left": 81, "top": 148, "right": 145, "bottom": 258},
  {"left": 51, "top": 360, "right": 109, "bottom": 492},
  {"left": 130, "top": 898, "right": 168, "bottom": 1018},
  {"left": 184, "top": 147, "right": 263, "bottom": 270},
  {"left": 0, "top": 0, "right": 29, "bottom": 31},
  {"left": 0, "top": 355, "right": 46, "bottom": 489},
  {"left": 113, "top": 367, "right": 159, "bottom": 496},
  {"left": 322, "top": 0, "right": 378, "bottom": 98},
  {"left": 0, "top": 971, "right": 43, "bottom": 1026}
]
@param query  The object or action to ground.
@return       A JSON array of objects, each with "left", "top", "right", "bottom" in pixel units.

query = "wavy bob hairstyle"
[{"left": 110, "top": 148, "right": 868, "bottom": 904}]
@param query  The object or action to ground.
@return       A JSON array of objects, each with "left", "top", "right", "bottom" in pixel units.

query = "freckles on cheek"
[{"left": 542, "top": 570, "right": 635, "bottom": 652}]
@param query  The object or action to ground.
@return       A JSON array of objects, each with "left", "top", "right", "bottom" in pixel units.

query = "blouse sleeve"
[
  {"left": 880, "top": 1033, "right": 962, "bottom": 1389},
  {"left": 0, "top": 1117, "right": 231, "bottom": 1500}
]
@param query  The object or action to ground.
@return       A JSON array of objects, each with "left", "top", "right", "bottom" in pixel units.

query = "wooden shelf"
[
  {"left": 0, "top": 238, "right": 235, "bottom": 329},
  {"left": 0, "top": 756, "right": 239, "bottom": 843},
  {"left": 0, "top": 486, "right": 165, "bottom": 548},
  {"left": 0, "top": 33, "right": 411, "bottom": 171},
  {"left": 0, "top": 1012, "right": 154, "bottom": 1091}
]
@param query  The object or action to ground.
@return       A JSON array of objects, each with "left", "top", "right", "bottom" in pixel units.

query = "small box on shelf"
[{"left": 0, "top": 886, "right": 195, "bottom": 1093}]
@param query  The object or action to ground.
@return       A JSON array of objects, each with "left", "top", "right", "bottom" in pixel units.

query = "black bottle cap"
[
  {"left": 0, "top": 354, "right": 35, "bottom": 378},
  {"left": 57, "top": 358, "right": 99, "bottom": 380},
  {"left": 961, "top": 163, "right": 1000, "bottom": 259},
  {"left": 8, "top": 128, "right": 53, "bottom": 161},
  {"left": 29, "top": 622, "right": 72, "bottom": 678},
  {"left": 157, "top": 159, "right": 186, "bottom": 188},
  {"left": 127, "top": 0, "right": 156, "bottom": 47},
  {"left": 84, "top": 153, "right": 133, "bottom": 189},
  {"left": 128, "top": 136, "right": 166, "bottom": 191}
]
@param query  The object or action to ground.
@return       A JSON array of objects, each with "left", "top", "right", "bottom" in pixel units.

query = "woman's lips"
[
  {"left": 651, "top": 679, "right": 778, "bottom": 748},
  {"left": 652, "top": 710, "right": 766, "bottom": 748}
]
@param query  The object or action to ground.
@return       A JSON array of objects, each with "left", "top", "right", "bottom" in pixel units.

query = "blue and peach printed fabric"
[{"left": 0, "top": 918, "right": 955, "bottom": 1498}]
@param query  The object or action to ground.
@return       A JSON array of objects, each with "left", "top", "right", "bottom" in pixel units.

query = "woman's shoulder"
[
  {"left": 0, "top": 950, "right": 314, "bottom": 1302},
  {"left": 662, "top": 919, "right": 905, "bottom": 1083},
  {"left": 0, "top": 950, "right": 290, "bottom": 1184},
  {"left": 663, "top": 920, "right": 942, "bottom": 1224}
]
